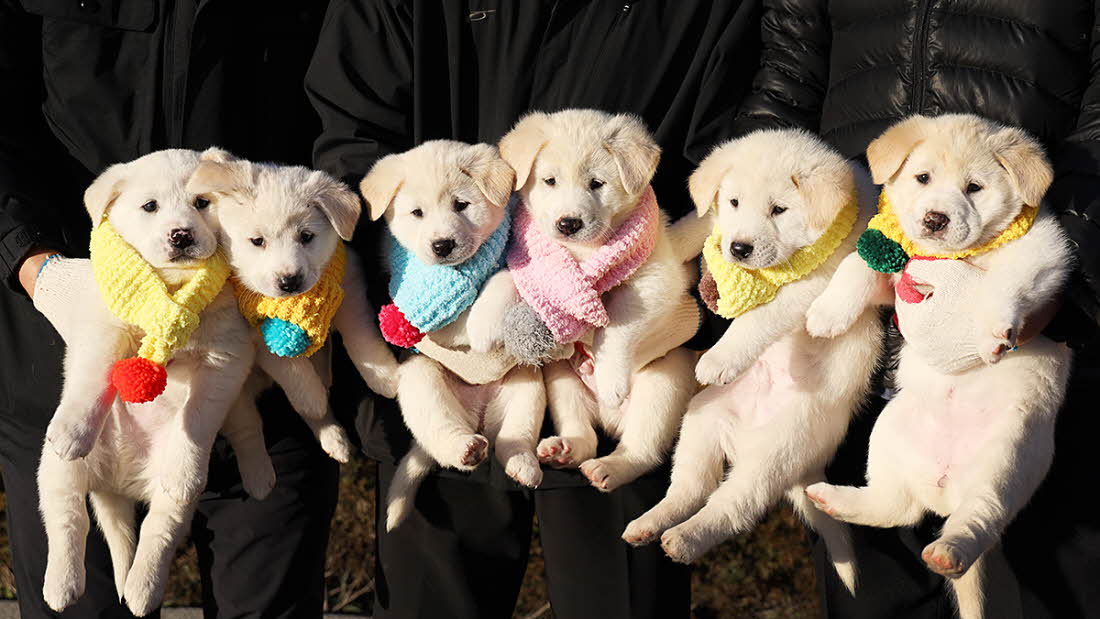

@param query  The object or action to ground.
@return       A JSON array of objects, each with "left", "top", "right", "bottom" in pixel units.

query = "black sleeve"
[
  {"left": 1047, "top": 2, "right": 1100, "bottom": 328},
  {"left": 0, "top": 0, "right": 68, "bottom": 291},
  {"left": 728, "top": 0, "right": 831, "bottom": 137},
  {"left": 305, "top": 0, "right": 415, "bottom": 189}
]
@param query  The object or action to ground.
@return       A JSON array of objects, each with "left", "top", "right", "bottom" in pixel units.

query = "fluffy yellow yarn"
[
  {"left": 90, "top": 221, "right": 230, "bottom": 366},
  {"left": 702, "top": 198, "right": 858, "bottom": 319},
  {"left": 233, "top": 244, "right": 346, "bottom": 357},
  {"left": 867, "top": 192, "right": 1038, "bottom": 260}
]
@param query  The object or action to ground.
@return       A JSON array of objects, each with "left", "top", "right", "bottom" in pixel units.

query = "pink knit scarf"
[{"left": 507, "top": 186, "right": 660, "bottom": 344}]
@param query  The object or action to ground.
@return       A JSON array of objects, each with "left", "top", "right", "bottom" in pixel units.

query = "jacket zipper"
[{"left": 910, "top": 0, "right": 934, "bottom": 114}]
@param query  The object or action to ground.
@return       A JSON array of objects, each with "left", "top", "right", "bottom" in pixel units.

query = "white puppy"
[
  {"left": 34, "top": 150, "right": 254, "bottom": 615},
  {"left": 495, "top": 110, "right": 704, "bottom": 492},
  {"left": 622, "top": 130, "right": 881, "bottom": 594},
  {"left": 359, "top": 140, "right": 547, "bottom": 530},
  {"left": 804, "top": 114, "right": 1073, "bottom": 619},
  {"left": 186, "top": 151, "right": 399, "bottom": 499}
]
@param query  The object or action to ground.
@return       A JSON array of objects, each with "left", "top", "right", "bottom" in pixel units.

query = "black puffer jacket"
[{"left": 733, "top": 0, "right": 1100, "bottom": 327}]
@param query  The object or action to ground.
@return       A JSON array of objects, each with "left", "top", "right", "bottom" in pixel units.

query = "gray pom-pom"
[{"left": 502, "top": 302, "right": 557, "bottom": 364}]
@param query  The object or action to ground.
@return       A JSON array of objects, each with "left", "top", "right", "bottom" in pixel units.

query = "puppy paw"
[
  {"left": 446, "top": 434, "right": 488, "bottom": 470},
  {"left": 42, "top": 559, "right": 85, "bottom": 612},
  {"left": 580, "top": 456, "right": 642, "bottom": 493},
  {"left": 317, "top": 424, "right": 353, "bottom": 464},
  {"left": 537, "top": 436, "right": 595, "bottom": 468},
  {"left": 805, "top": 482, "right": 845, "bottom": 519},
  {"left": 977, "top": 322, "right": 1018, "bottom": 365},
  {"left": 45, "top": 413, "right": 99, "bottom": 461},
  {"left": 622, "top": 516, "right": 662, "bottom": 547},
  {"left": 660, "top": 525, "right": 707, "bottom": 564},
  {"left": 806, "top": 295, "right": 859, "bottom": 338},
  {"left": 467, "top": 316, "right": 499, "bottom": 354},
  {"left": 123, "top": 562, "right": 168, "bottom": 618},
  {"left": 694, "top": 350, "right": 744, "bottom": 386},
  {"left": 921, "top": 539, "right": 973, "bottom": 578},
  {"left": 504, "top": 452, "right": 543, "bottom": 488},
  {"left": 237, "top": 451, "right": 277, "bottom": 501}
]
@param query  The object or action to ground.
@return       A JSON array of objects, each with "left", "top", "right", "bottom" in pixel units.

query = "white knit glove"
[
  {"left": 893, "top": 258, "right": 985, "bottom": 374},
  {"left": 33, "top": 257, "right": 106, "bottom": 345}
]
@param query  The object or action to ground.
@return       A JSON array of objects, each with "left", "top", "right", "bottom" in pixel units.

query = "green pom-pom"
[{"left": 857, "top": 229, "right": 908, "bottom": 273}]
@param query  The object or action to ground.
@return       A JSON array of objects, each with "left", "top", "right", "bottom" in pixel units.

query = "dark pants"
[
  {"left": 371, "top": 457, "right": 691, "bottom": 619},
  {"left": 814, "top": 362, "right": 1100, "bottom": 618},
  {"left": 0, "top": 291, "right": 340, "bottom": 619}
]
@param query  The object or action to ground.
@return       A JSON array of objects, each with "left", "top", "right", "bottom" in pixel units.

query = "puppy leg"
[
  {"left": 804, "top": 481, "right": 924, "bottom": 528},
  {"left": 581, "top": 347, "right": 694, "bottom": 492},
  {"left": 806, "top": 252, "right": 891, "bottom": 338},
  {"left": 623, "top": 395, "right": 725, "bottom": 545},
  {"left": 788, "top": 482, "right": 858, "bottom": 595},
  {"left": 301, "top": 407, "right": 353, "bottom": 464},
  {"left": 89, "top": 491, "right": 137, "bottom": 599},
  {"left": 220, "top": 390, "right": 277, "bottom": 500},
  {"left": 538, "top": 359, "right": 598, "bottom": 468},
  {"left": 397, "top": 356, "right": 486, "bottom": 470},
  {"left": 466, "top": 270, "right": 519, "bottom": 353},
  {"left": 487, "top": 365, "right": 545, "bottom": 488},
  {"left": 123, "top": 490, "right": 195, "bottom": 617},
  {"left": 335, "top": 248, "right": 400, "bottom": 398},
  {"left": 256, "top": 350, "right": 330, "bottom": 420},
  {"left": 591, "top": 281, "right": 669, "bottom": 409},
  {"left": 38, "top": 454, "right": 91, "bottom": 612},
  {"left": 45, "top": 329, "right": 127, "bottom": 460}
]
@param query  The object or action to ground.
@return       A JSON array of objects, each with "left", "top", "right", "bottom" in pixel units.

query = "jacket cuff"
[{"left": 0, "top": 223, "right": 43, "bottom": 292}]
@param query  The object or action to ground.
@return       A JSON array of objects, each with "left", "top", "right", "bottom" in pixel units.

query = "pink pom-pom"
[
  {"left": 379, "top": 303, "right": 423, "bottom": 348},
  {"left": 110, "top": 357, "right": 167, "bottom": 403}
]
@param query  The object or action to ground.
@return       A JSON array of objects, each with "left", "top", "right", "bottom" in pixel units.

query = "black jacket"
[
  {"left": 731, "top": 0, "right": 1100, "bottom": 332},
  {"left": 305, "top": 0, "right": 763, "bottom": 481},
  {"left": 0, "top": 0, "right": 328, "bottom": 286}
]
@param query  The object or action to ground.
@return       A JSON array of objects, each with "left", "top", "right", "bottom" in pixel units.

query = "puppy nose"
[
  {"left": 431, "top": 239, "right": 456, "bottom": 258},
  {"left": 730, "top": 242, "right": 754, "bottom": 260},
  {"left": 923, "top": 211, "right": 950, "bottom": 233},
  {"left": 169, "top": 228, "right": 194, "bottom": 249},
  {"left": 556, "top": 217, "right": 584, "bottom": 236},
  {"left": 277, "top": 273, "right": 303, "bottom": 294}
]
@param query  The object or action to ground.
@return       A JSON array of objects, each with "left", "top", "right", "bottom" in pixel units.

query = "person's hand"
[{"left": 17, "top": 247, "right": 60, "bottom": 299}]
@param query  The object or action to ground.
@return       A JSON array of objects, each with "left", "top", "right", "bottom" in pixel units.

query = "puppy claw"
[
  {"left": 660, "top": 526, "right": 705, "bottom": 564},
  {"left": 458, "top": 435, "right": 489, "bottom": 468},
  {"left": 505, "top": 453, "right": 543, "bottom": 488},
  {"left": 622, "top": 518, "right": 661, "bottom": 547},
  {"left": 922, "top": 539, "right": 971, "bottom": 578},
  {"left": 580, "top": 457, "right": 639, "bottom": 493},
  {"left": 537, "top": 436, "right": 592, "bottom": 467},
  {"left": 805, "top": 482, "right": 840, "bottom": 518}
]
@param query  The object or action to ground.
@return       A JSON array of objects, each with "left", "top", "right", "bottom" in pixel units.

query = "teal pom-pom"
[
  {"left": 856, "top": 229, "right": 908, "bottom": 273},
  {"left": 261, "top": 318, "right": 311, "bottom": 357}
]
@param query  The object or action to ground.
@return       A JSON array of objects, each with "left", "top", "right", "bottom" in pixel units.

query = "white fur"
[
  {"left": 497, "top": 110, "right": 703, "bottom": 492},
  {"left": 360, "top": 141, "right": 547, "bottom": 530},
  {"left": 34, "top": 150, "right": 254, "bottom": 615},
  {"left": 804, "top": 114, "right": 1073, "bottom": 618},
  {"left": 186, "top": 152, "right": 400, "bottom": 497},
  {"left": 623, "top": 131, "right": 881, "bottom": 595}
]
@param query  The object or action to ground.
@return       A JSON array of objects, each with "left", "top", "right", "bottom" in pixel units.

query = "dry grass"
[{"left": 2, "top": 460, "right": 818, "bottom": 618}]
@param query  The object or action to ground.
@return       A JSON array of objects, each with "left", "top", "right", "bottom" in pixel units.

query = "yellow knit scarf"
[
  {"left": 702, "top": 198, "right": 859, "bottom": 319},
  {"left": 90, "top": 221, "right": 230, "bottom": 402},
  {"left": 233, "top": 244, "right": 346, "bottom": 358},
  {"left": 867, "top": 192, "right": 1038, "bottom": 260}
]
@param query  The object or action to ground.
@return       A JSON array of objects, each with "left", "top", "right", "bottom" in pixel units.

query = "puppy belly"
[
  {"left": 705, "top": 344, "right": 803, "bottom": 429},
  {"left": 442, "top": 371, "right": 501, "bottom": 430}
]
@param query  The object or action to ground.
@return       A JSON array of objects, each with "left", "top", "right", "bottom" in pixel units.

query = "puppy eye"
[
  {"left": 453, "top": 199, "right": 469, "bottom": 212},
  {"left": 916, "top": 173, "right": 931, "bottom": 185},
  {"left": 966, "top": 182, "right": 983, "bottom": 194},
  {"left": 411, "top": 208, "right": 423, "bottom": 218},
  {"left": 544, "top": 177, "right": 556, "bottom": 187},
  {"left": 730, "top": 198, "right": 738, "bottom": 208},
  {"left": 193, "top": 196, "right": 210, "bottom": 210},
  {"left": 250, "top": 237, "right": 265, "bottom": 248},
  {"left": 771, "top": 205, "right": 787, "bottom": 216},
  {"left": 299, "top": 230, "right": 314, "bottom": 245},
  {"left": 589, "top": 179, "right": 604, "bottom": 190},
  {"left": 141, "top": 200, "right": 158, "bottom": 213}
]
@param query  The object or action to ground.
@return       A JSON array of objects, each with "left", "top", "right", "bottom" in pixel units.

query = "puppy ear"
[
  {"left": 186, "top": 157, "right": 254, "bottom": 198},
  {"left": 791, "top": 159, "right": 856, "bottom": 232},
  {"left": 688, "top": 147, "right": 730, "bottom": 217},
  {"left": 84, "top": 163, "right": 128, "bottom": 225},
  {"left": 498, "top": 112, "right": 549, "bottom": 190},
  {"left": 866, "top": 116, "right": 928, "bottom": 184},
  {"left": 462, "top": 144, "right": 516, "bottom": 207},
  {"left": 359, "top": 154, "right": 405, "bottom": 221},
  {"left": 989, "top": 126, "right": 1053, "bottom": 207},
  {"left": 603, "top": 114, "right": 661, "bottom": 195},
  {"left": 306, "top": 170, "right": 362, "bottom": 241}
]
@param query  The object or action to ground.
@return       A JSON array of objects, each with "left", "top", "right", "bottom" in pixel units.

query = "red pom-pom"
[
  {"left": 379, "top": 303, "right": 423, "bottom": 348},
  {"left": 110, "top": 357, "right": 167, "bottom": 403}
]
